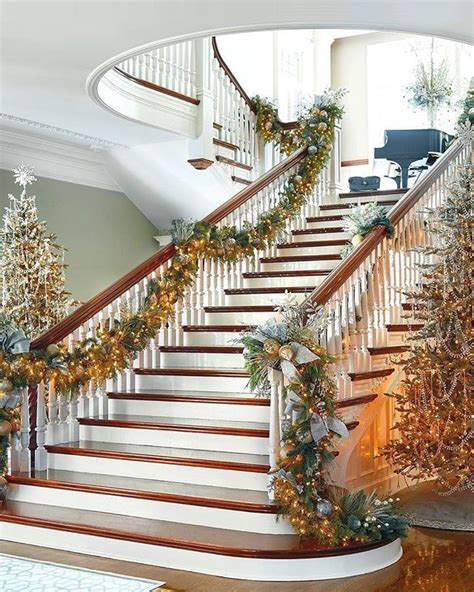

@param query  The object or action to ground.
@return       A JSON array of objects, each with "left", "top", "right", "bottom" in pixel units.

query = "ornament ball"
[
  {"left": 315, "top": 498, "right": 333, "bottom": 518},
  {"left": 0, "top": 420, "right": 13, "bottom": 437}
]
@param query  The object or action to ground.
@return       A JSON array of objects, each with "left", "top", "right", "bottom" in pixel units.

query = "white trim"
[
  {"left": 0, "top": 522, "right": 403, "bottom": 581},
  {"left": 0, "top": 127, "right": 123, "bottom": 191}
]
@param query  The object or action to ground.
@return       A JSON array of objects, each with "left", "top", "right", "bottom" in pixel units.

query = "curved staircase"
[{"left": 1, "top": 35, "right": 471, "bottom": 582}]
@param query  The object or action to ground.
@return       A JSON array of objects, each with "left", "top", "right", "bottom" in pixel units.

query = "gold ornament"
[
  {"left": 279, "top": 345, "right": 295, "bottom": 361},
  {"left": 46, "top": 343, "right": 60, "bottom": 356},
  {"left": 279, "top": 443, "right": 295, "bottom": 463},
  {"left": 351, "top": 234, "right": 365, "bottom": 246},
  {"left": 0, "top": 420, "right": 12, "bottom": 437},
  {"left": 263, "top": 339, "right": 280, "bottom": 355}
]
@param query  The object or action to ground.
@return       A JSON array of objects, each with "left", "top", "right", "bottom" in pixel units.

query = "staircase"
[{"left": 1, "top": 35, "right": 471, "bottom": 582}]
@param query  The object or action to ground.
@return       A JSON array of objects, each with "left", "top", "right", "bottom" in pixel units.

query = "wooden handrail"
[
  {"left": 31, "top": 147, "right": 308, "bottom": 350},
  {"left": 302, "top": 137, "right": 465, "bottom": 307},
  {"left": 211, "top": 36, "right": 298, "bottom": 130}
]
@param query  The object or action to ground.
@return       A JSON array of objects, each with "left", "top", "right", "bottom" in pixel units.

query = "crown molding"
[{"left": 0, "top": 125, "right": 125, "bottom": 192}]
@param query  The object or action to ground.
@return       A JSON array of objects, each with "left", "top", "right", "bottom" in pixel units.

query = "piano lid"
[{"left": 374, "top": 128, "right": 453, "bottom": 160}]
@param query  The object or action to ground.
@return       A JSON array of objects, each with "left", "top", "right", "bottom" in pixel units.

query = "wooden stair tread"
[
  {"left": 306, "top": 214, "right": 343, "bottom": 222},
  {"left": 319, "top": 200, "right": 398, "bottom": 211},
  {"left": 260, "top": 254, "right": 341, "bottom": 263},
  {"left": 335, "top": 393, "right": 378, "bottom": 408},
  {"left": 135, "top": 367, "right": 248, "bottom": 377},
  {"left": 78, "top": 414, "right": 269, "bottom": 437},
  {"left": 0, "top": 501, "right": 392, "bottom": 558},
  {"left": 108, "top": 389, "right": 269, "bottom": 406},
  {"left": 243, "top": 270, "right": 331, "bottom": 278},
  {"left": 292, "top": 227, "right": 346, "bottom": 236},
  {"left": 368, "top": 345, "right": 410, "bottom": 355},
  {"left": 338, "top": 188, "right": 407, "bottom": 199},
  {"left": 7, "top": 470, "right": 277, "bottom": 513},
  {"left": 386, "top": 323, "right": 423, "bottom": 332},
  {"left": 204, "top": 305, "right": 275, "bottom": 313},
  {"left": 213, "top": 137, "right": 238, "bottom": 151},
  {"left": 183, "top": 325, "right": 251, "bottom": 332},
  {"left": 231, "top": 175, "right": 251, "bottom": 186},
  {"left": 225, "top": 287, "right": 317, "bottom": 295},
  {"left": 348, "top": 368, "right": 394, "bottom": 381},
  {"left": 278, "top": 239, "right": 347, "bottom": 248},
  {"left": 160, "top": 345, "right": 243, "bottom": 354},
  {"left": 215, "top": 155, "right": 252, "bottom": 171},
  {"left": 45, "top": 441, "right": 270, "bottom": 472}
]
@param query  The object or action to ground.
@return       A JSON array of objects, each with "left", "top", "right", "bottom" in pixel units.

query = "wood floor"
[{"left": 0, "top": 527, "right": 472, "bottom": 591}]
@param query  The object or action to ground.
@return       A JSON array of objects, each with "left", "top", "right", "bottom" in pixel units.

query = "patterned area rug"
[{"left": 0, "top": 554, "right": 165, "bottom": 591}]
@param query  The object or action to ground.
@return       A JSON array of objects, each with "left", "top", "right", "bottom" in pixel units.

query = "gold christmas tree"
[
  {"left": 1, "top": 165, "right": 75, "bottom": 339},
  {"left": 382, "top": 164, "right": 473, "bottom": 495}
]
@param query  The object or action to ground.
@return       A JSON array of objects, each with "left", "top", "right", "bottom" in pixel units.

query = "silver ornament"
[{"left": 315, "top": 498, "right": 333, "bottom": 518}]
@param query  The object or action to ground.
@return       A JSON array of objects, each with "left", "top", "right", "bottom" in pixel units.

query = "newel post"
[
  {"left": 329, "top": 122, "right": 342, "bottom": 197},
  {"left": 189, "top": 37, "right": 215, "bottom": 169}
]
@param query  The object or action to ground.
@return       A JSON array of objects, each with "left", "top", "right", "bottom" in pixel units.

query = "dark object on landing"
[
  {"left": 374, "top": 129, "right": 453, "bottom": 188},
  {"left": 348, "top": 176, "right": 381, "bottom": 192}
]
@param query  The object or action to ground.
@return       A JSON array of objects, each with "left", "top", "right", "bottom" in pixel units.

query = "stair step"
[
  {"left": 108, "top": 389, "right": 268, "bottom": 406},
  {"left": 292, "top": 227, "right": 345, "bottom": 236},
  {"left": 215, "top": 155, "right": 252, "bottom": 171},
  {"left": 243, "top": 270, "right": 330, "bottom": 278},
  {"left": 183, "top": 325, "right": 251, "bottom": 332},
  {"left": 160, "top": 346, "right": 243, "bottom": 354},
  {"left": 78, "top": 415, "right": 269, "bottom": 438},
  {"left": 260, "top": 255, "right": 340, "bottom": 263},
  {"left": 135, "top": 367, "right": 248, "bottom": 377},
  {"left": 319, "top": 200, "right": 398, "bottom": 211},
  {"left": 368, "top": 345, "right": 410, "bottom": 355},
  {"left": 7, "top": 470, "right": 276, "bottom": 514},
  {"left": 0, "top": 500, "right": 389, "bottom": 562},
  {"left": 348, "top": 369, "right": 394, "bottom": 381},
  {"left": 204, "top": 305, "right": 275, "bottom": 313},
  {"left": 225, "top": 286, "right": 316, "bottom": 295},
  {"left": 278, "top": 239, "right": 347, "bottom": 249},
  {"left": 386, "top": 323, "right": 423, "bottom": 332},
  {"left": 336, "top": 393, "right": 378, "bottom": 408},
  {"left": 338, "top": 188, "right": 407, "bottom": 199},
  {"left": 306, "top": 214, "right": 343, "bottom": 223},
  {"left": 45, "top": 441, "right": 270, "bottom": 473},
  {"left": 231, "top": 175, "right": 251, "bottom": 186},
  {"left": 213, "top": 138, "right": 238, "bottom": 152}
]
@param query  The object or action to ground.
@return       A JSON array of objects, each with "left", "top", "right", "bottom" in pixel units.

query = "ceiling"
[{"left": 0, "top": 1, "right": 472, "bottom": 149}]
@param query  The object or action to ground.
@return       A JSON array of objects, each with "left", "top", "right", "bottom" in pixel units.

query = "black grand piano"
[{"left": 374, "top": 129, "right": 453, "bottom": 188}]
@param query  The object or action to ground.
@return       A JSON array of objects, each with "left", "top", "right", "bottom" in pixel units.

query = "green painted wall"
[{"left": 0, "top": 170, "right": 159, "bottom": 302}]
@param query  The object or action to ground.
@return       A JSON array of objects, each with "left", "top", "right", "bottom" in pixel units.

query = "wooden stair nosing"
[
  {"left": 44, "top": 444, "right": 270, "bottom": 474},
  {"left": 368, "top": 345, "right": 410, "bottom": 355},
  {"left": 243, "top": 270, "right": 331, "bottom": 278},
  {"left": 215, "top": 155, "right": 252, "bottom": 171},
  {"left": 386, "top": 323, "right": 423, "bottom": 332},
  {"left": 159, "top": 345, "right": 244, "bottom": 354},
  {"left": 134, "top": 367, "right": 248, "bottom": 377},
  {"left": 183, "top": 325, "right": 252, "bottom": 333},
  {"left": 213, "top": 137, "right": 238, "bottom": 151},
  {"left": 278, "top": 239, "right": 348, "bottom": 249},
  {"left": 6, "top": 474, "right": 277, "bottom": 514},
  {"left": 231, "top": 175, "right": 251, "bottom": 186},
  {"left": 107, "top": 391, "right": 270, "bottom": 406},
  {"left": 260, "top": 254, "right": 341, "bottom": 263},
  {"left": 335, "top": 393, "right": 378, "bottom": 408},
  {"left": 305, "top": 214, "right": 343, "bottom": 223},
  {"left": 0, "top": 501, "right": 394, "bottom": 559},
  {"left": 292, "top": 227, "right": 345, "bottom": 236},
  {"left": 348, "top": 368, "right": 394, "bottom": 381},
  {"left": 204, "top": 305, "right": 275, "bottom": 313},
  {"left": 225, "top": 286, "right": 317, "bottom": 295},
  {"left": 78, "top": 416, "right": 269, "bottom": 438},
  {"left": 338, "top": 188, "right": 407, "bottom": 199}
]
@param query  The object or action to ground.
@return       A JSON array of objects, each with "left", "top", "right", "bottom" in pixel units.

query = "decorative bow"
[
  {"left": 0, "top": 392, "right": 21, "bottom": 410},
  {"left": 280, "top": 341, "right": 320, "bottom": 383},
  {"left": 0, "top": 318, "right": 30, "bottom": 355},
  {"left": 271, "top": 468, "right": 304, "bottom": 495},
  {"left": 310, "top": 414, "right": 349, "bottom": 442}
]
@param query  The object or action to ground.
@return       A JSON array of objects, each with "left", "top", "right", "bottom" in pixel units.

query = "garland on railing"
[
  {"left": 0, "top": 90, "right": 344, "bottom": 473},
  {"left": 239, "top": 302, "right": 409, "bottom": 545}
]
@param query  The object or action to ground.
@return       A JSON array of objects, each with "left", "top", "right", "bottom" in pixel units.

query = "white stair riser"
[
  {"left": 108, "top": 398, "right": 270, "bottom": 423},
  {"left": 184, "top": 331, "right": 243, "bottom": 347},
  {"left": 136, "top": 373, "right": 250, "bottom": 393},
  {"left": 243, "top": 275, "right": 327, "bottom": 288},
  {"left": 277, "top": 244, "right": 344, "bottom": 256},
  {"left": 79, "top": 425, "right": 269, "bottom": 455},
  {"left": 7, "top": 484, "right": 290, "bottom": 535},
  {"left": 387, "top": 332, "right": 410, "bottom": 346},
  {"left": 160, "top": 351, "right": 245, "bottom": 368},
  {"left": 306, "top": 219, "right": 343, "bottom": 229},
  {"left": 260, "top": 259, "right": 337, "bottom": 272},
  {"left": 292, "top": 231, "right": 347, "bottom": 242},
  {"left": 46, "top": 452, "right": 269, "bottom": 491},
  {"left": 214, "top": 144, "right": 237, "bottom": 160},
  {"left": 0, "top": 523, "right": 403, "bottom": 581},
  {"left": 204, "top": 310, "right": 274, "bottom": 324},
  {"left": 224, "top": 292, "right": 308, "bottom": 306}
]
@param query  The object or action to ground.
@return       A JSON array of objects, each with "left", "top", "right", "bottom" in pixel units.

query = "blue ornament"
[
  {"left": 307, "top": 145, "right": 318, "bottom": 155},
  {"left": 347, "top": 514, "right": 362, "bottom": 531},
  {"left": 315, "top": 499, "right": 333, "bottom": 518}
]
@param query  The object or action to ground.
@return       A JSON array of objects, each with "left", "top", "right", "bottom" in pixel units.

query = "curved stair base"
[{"left": 0, "top": 516, "right": 402, "bottom": 581}]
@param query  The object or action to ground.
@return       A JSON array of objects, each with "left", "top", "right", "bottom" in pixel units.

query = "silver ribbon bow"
[
  {"left": 280, "top": 341, "right": 320, "bottom": 383},
  {"left": 310, "top": 414, "right": 349, "bottom": 442},
  {"left": 0, "top": 321, "right": 30, "bottom": 355}
]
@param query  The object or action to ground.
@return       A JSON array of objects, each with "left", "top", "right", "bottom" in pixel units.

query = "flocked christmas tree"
[
  {"left": 0, "top": 165, "right": 75, "bottom": 339},
  {"left": 382, "top": 162, "right": 473, "bottom": 495}
]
